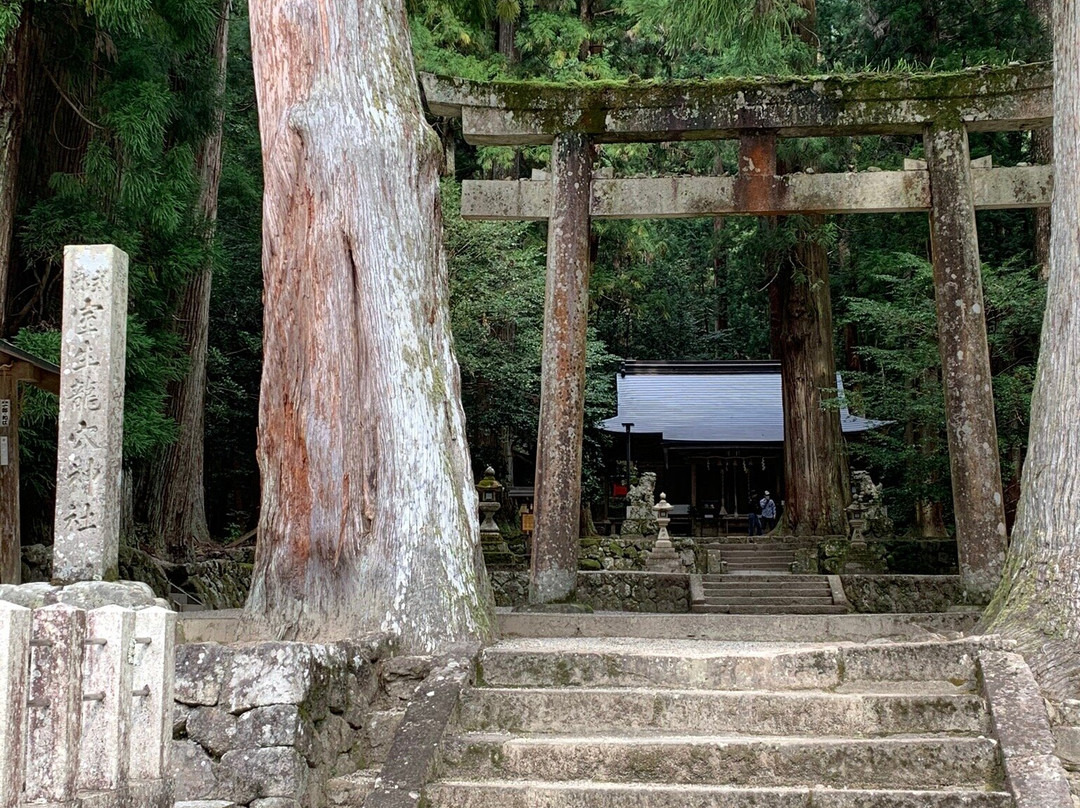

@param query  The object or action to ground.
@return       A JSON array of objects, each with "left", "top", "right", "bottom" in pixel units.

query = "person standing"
[
  {"left": 747, "top": 491, "right": 763, "bottom": 536},
  {"left": 760, "top": 491, "right": 777, "bottom": 532}
]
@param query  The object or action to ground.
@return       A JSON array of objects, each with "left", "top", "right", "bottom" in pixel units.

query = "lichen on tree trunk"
[
  {"left": 244, "top": 0, "right": 494, "bottom": 651},
  {"left": 981, "top": 0, "right": 1080, "bottom": 700}
]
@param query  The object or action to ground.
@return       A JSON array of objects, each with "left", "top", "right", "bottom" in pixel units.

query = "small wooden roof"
[{"left": 0, "top": 339, "right": 61, "bottom": 395}]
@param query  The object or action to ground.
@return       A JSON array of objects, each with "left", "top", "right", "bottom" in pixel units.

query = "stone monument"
[
  {"left": 53, "top": 245, "right": 128, "bottom": 584},
  {"left": 621, "top": 471, "right": 658, "bottom": 537},
  {"left": 645, "top": 492, "right": 681, "bottom": 573}
]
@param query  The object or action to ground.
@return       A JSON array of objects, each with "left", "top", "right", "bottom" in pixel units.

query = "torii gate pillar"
[
  {"left": 925, "top": 125, "right": 1007, "bottom": 597},
  {"left": 530, "top": 133, "right": 593, "bottom": 605}
]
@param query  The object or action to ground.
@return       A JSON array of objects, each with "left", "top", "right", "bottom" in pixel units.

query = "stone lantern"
[
  {"left": 846, "top": 499, "right": 868, "bottom": 549},
  {"left": 476, "top": 466, "right": 509, "bottom": 555},
  {"left": 645, "top": 492, "right": 681, "bottom": 573}
]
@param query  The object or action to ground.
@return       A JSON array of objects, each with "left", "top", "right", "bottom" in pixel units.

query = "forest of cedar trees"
[{"left": 0, "top": 0, "right": 1053, "bottom": 563}]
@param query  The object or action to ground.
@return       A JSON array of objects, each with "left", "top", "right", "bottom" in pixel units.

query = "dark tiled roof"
[
  {"left": 0, "top": 339, "right": 60, "bottom": 377},
  {"left": 600, "top": 360, "right": 884, "bottom": 443}
]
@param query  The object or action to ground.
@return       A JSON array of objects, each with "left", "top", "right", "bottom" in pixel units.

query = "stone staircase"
[
  {"left": 422, "top": 636, "right": 1012, "bottom": 808},
  {"left": 709, "top": 541, "right": 798, "bottom": 573},
  {"left": 695, "top": 573, "right": 848, "bottom": 614}
]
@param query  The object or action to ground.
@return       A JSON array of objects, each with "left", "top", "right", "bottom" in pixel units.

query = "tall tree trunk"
[
  {"left": 772, "top": 220, "right": 850, "bottom": 536},
  {"left": 0, "top": 11, "right": 29, "bottom": 336},
  {"left": 769, "top": 0, "right": 850, "bottom": 535},
  {"left": 1029, "top": 0, "right": 1052, "bottom": 281},
  {"left": 497, "top": 17, "right": 517, "bottom": 63},
  {"left": 980, "top": 0, "right": 1080, "bottom": 700},
  {"left": 244, "top": 0, "right": 494, "bottom": 651},
  {"left": 148, "top": 0, "right": 231, "bottom": 560}
]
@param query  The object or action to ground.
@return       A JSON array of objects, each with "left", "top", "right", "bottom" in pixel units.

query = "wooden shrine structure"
[
  {"left": 421, "top": 63, "right": 1054, "bottom": 601},
  {"left": 0, "top": 339, "right": 60, "bottom": 584}
]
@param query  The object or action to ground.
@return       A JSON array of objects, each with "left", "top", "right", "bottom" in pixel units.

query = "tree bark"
[
  {"left": 772, "top": 219, "right": 850, "bottom": 536},
  {"left": 1029, "top": 0, "right": 1052, "bottom": 281},
  {"left": 0, "top": 11, "right": 29, "bottom": 336},
  {"left": 981, "top": 0, "right": 1080, "bottom": 700},
  {"left": 148, "top": 0, "right": 231, "bottom": 560},
  {"left": 530, "top": 132, "right": 592, "bottom": 604},
  {"left": 244, "top": 0, "right": 494, "bottom": 651}
]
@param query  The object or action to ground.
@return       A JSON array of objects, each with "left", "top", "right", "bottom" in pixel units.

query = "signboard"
[
  {"left": 0, "top": 399, "right": 9, "bottom": 428},
  {"left": 0, "top": 436, "right": 7, "bottom": 467}
]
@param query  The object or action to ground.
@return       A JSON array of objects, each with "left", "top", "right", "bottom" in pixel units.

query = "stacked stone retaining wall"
[{"left": 172, "top": 634, "right": 431, "bottom": 808}]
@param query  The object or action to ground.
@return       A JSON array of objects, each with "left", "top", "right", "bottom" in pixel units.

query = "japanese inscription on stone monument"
[{"left": 52, "top": 245, "right": 129, "bottom": 583}]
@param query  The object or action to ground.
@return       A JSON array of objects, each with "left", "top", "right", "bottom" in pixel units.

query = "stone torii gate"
[{"left": 422, "top": 63, "right": 1054, "bottom": 602}]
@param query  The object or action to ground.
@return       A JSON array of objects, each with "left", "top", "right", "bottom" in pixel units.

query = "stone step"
[
  {"left": 702, "top": 575, "right": 822, "bottom": 583},
  {"left": 459, "top": 686, "right": 990, "bottom": 736},
  {"left": 325, "top": 768, "right": 380, "bottom": 806},
  {"left": 442, "top": 733, "right": 1003, "bottom": 790},
  {"left": 495, "top": 612, "right": 981, "bottom": 643},
  {"left": 709, "top": 544, "right": 802, "bottom": 551},
  {"left": 424, "top": 780, "right": 1014, "bottom": 808},
  {"left": 477, "top": 638, "right": 985, "bottom": 691},
  {"left": 701, "top": 596, "right": 836, "bottom": 607},
  {"left": 699, "top": 586, "right": 831, "bottom": 597},
  {"left": 694, "top": 604, "right": 849, "bottom": 615}
]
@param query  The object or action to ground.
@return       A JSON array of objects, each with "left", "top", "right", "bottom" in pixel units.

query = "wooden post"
[
  {"left": 530, "top": 133, "right": 592, "bottom": 604},
  {"left": 924, "top": 125, "right": 1007, "bottom": 597},
  {"left": 0, "top": 368, "right": 19, "bottom": 584}
]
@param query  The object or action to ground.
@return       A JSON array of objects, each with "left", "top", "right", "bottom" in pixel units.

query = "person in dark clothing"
[{"left": 747, "top": 492, "right": 763, "bottom": 536}]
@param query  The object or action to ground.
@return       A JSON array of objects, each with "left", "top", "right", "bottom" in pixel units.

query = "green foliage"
[{"left": 443, "top": 180, "right": 617, "bottom": 489}]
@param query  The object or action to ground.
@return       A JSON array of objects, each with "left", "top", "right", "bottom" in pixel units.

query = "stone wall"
[
  {"left": 840, "top": 574, "right": 979, "bottom": 612},
  {"left": 489, "top": 570, "right": 690, "bottom": 612},
  {"left": 172, "top": 634, "right": 431, "bottom": 807},
  {"left": 579, "top": 535, "right": 697, "bottom": 573},
  {"left": 576, "top": 571, "right": 690, "bottom": 612}
]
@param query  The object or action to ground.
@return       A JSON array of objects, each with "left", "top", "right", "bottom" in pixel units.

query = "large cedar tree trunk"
[
  {"left": 768, "top": 0, "right": 850, "bottom": 536},
  {"left": 0, "top": 11, "right": 29, "bottom": 335},
  {"left": 1029, "top": 0, "right": 1052, "bottom": 280},
  {"left": 771, "top": 220, "right": 850, "bottom": 536},
  {"left": 244, "top": 0, "right": 494, "bottom": 650},
  {"left": 980, "top": 0, "right": 1080, "bottom": 699},
  {"left": 148, "top": 0, "right": 231, "bottom": 559}
]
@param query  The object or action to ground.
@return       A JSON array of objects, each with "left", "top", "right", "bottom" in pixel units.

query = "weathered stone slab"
[
  {"left": 978, "top": 650, "right": 1074, "bottom": 808},
  {"left": 175, "top": 642, "right": 233, "bottom": 706},
  {"left": 422, "top": 64, "right": 1051, "bottom": 145},
  {"left": 128, "top": 606, "right": 176, "bottom": 782},
  {"left": 217, "top": 748, "right": 309, "bottom": 799},
  {"left": 0, "top": 601, "right": 30, "bottom": 808},
  {"left": 222, "top": 643, "right": 317, "bottom": 714},
  {"left": 23, "top": 602, "right": 85, "bottom": 803},
  {"left": 77, "top": 604, "right": 136, "bottom": 791},
  {"left": 234, "top": 704, "right": 312, "bottom": 754},
  {"left": 365, "top": 648, "right": 477, "bottom": 808},
  {"left": 186, "top": 707, "right": 239, "bottom": 758},
  {"left": 53, "top": 244, "right": 129, "bottom": 584},
  {"left": 462, "top": 165, "right": 1051, "bottom": 220}
]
